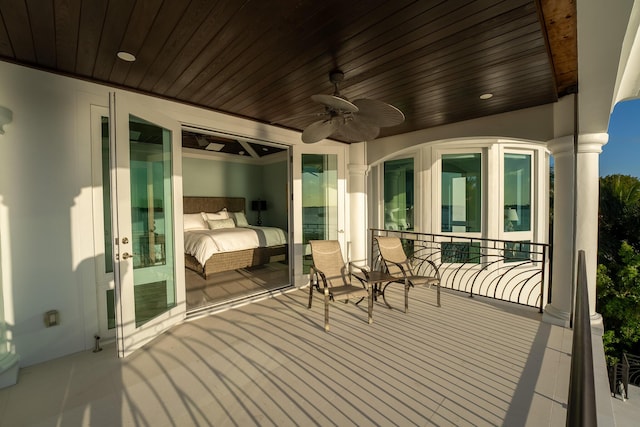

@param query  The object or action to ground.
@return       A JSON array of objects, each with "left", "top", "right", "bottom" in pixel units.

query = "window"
[
  {"left": 384, "top": 158, "right": 414, "bottom": 230},
  {"left": 441, "top": 153, "right": 481, "bottom": 233},
  {"left": 504, "top": 153, "right": 532, "bottom": 232}
]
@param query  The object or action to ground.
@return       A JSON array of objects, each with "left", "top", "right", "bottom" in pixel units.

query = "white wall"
[
  {"left": 0, "top": 63, "right": 97, "bottom": 366},
  {"left": 262, "top": 160, "right": 289, "bottom": 230},
  {"left": 368, "top": 104, "right": 558, "bottom": 164},
  {"left": 182, "top": 156, "right": 288, "bottom": 228},
  {"left": 0, "top": 61, "right": 304, "bottom": 367}
]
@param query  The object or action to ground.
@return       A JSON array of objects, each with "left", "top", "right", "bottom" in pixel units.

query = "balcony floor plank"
[{"left": 1, "top": 287, "right": 577, "bottom": 426}]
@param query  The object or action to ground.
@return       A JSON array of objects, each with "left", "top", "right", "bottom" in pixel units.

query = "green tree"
[
  {"left": 599, "top": 174, "right": 640, "bottom": 265},
  {"left": 597, "top": 243, "right": 640, "bottom": 364},
  {"left": 597, "top": 174, "right": 640, "bottom": 363}
]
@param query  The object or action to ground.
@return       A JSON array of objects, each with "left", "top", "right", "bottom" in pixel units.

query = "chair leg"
[
  {"left": 324, "top": 289, "right": 330, "bottom": 332},
  {"left": 436, "top": 282, "right": 441, "bottom": 307},
  {"left": 404, "top": 280, "right": 409, "bottom": 313},
  {"left": 308, "top": 279, "right": 314, "bottom": 309},
  {"left": 367, "top": 287, "right": 373, "bottom": 324}
]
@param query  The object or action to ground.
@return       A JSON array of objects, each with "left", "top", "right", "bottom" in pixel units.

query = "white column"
[
  {"left": 543, "top": 135, "right": 575, "bottom": 327},
  {"left": 543, "top": 133, "right": 608, "bottom": 328},
  {"left": 348, "top": 143, "right": 368, "bottom": 266},
  {"left": 575, "top": 133, "right": 608, "bottom": 321}
]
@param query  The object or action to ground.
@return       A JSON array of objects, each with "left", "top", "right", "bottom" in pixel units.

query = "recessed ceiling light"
[
  {"left": 479, "top": 93, "right": 493, "bottom": 100},
  {"left": 117, "top": 51, "right": 136, "bottom": 62}
]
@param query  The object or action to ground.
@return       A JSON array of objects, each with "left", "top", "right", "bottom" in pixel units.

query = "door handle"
[{"left": 121, "top": 252, "right": 134, "bottom": 260}]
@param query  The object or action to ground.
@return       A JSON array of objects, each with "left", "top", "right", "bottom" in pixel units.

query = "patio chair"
[
  {"left": 308, "top": 240, "right": 373, "bottom": 332},
  {"left": 374, "top": 236, "right": 441, "bottom": 312}
]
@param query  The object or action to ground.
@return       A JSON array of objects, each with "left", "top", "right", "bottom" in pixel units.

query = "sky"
[{"left": 600, "top": 99, "right": 640, "bottom": 178}]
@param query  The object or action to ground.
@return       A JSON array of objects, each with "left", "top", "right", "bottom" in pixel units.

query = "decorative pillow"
[
  {"left": 183, "top": 213, "right": 208, "bottom": 230},
  {"left": 207, "top": 218, "right": 236, "bottom": 230},
  {"left": 202, "top": 209, "right": 228, "bottom": 221},
  {"left": 230, "top": 211, "right": 249, "bottom": 227}
]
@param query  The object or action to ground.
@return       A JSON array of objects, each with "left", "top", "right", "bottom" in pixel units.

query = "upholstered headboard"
[{"left": 183, "top": 196, "right": 246, "bottom": 214}]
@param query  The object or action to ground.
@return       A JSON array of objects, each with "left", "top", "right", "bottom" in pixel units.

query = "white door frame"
[
  {"left": 292, "top": 144, "right": 347, "bottom": 286},
  {"left": 110, "top": 91, "right": 186, "bottom": 357}
]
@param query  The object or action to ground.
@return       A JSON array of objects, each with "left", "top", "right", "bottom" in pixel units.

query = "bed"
[{"left": 183, "top": 196, "right": 288, "bottom": 278}]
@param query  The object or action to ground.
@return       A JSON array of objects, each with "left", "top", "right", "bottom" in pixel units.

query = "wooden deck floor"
[{"left": 0, "top": 286, "right": 574, "bottom": 426}]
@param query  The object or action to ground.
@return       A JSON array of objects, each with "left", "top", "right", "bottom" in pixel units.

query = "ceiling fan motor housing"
[{"left": 329, "top": 70, "right": 345, "bottom": 85}]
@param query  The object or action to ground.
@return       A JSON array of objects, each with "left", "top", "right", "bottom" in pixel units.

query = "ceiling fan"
[{"left": 301, "top": 70, "right": 405, "bottom": 144}]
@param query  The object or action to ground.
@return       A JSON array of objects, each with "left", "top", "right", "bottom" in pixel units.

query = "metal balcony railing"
[
  {"left": 610, "top": 352, "right": 640, "bottom": 400},
  {"left": 369, "top": 228, "right": 551, "bottom": 311},
  {"left": 566, "top": 250, "right": 597, "bottom": 426},
  {"left": 610, "top": 353, "right": 630, "bottom": 400}
]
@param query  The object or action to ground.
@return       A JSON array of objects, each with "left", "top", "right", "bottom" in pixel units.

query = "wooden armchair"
[{"left": 308, "top": 240, "right": 373, "bottom": 332}]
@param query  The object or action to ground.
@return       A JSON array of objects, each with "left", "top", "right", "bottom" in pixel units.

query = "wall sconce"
[
  {"left": 251, "top": 199, "right": 267, "bottom": 226},
  {"left": 0, "top": 106, "right": 13, "bottom": 134}
]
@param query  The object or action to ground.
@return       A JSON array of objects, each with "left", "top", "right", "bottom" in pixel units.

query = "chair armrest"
[
  {"left": 426, "top": 259, "right": 441, "bottom": 280},
  {"left": 310, "top": 265, "right": 329, "bottom": 289},
  {"left": 411, "top": 256, "right": 441, "bottom": 280},
  {"left": 383, "top": 259, "right": 409, "bottom": 277},
  {"left": 349, "top": 262, "right": 370, "bottom": 278},
  {"left": 348, "top": 263, "right": 372, "bottom": 289}
]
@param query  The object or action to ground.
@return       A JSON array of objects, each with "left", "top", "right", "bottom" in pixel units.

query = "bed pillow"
[
  {"left": 202, "top": 209, "right": 229, "bottom": 221},
  {"left": 207, "top": 218, "right": 236, "bottom": 230},
  {"left": 183, "top": 213, "right": 208, "bottom": 230},
  {"left": 230, "top": 211, "right": 249, "bottom": 227}
]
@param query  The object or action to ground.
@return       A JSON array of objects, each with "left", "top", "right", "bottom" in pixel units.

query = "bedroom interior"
[{"left": 181, "top": 130, "right": 292, "bottom": 312}]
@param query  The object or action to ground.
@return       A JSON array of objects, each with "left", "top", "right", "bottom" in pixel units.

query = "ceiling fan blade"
[
  {"left": 311, "top": 94, "right": 359, "bottom": 112},
  {"left": 352, "top": 98, "right": 405, "bottom": 127},
  {"left": 333, "top": 118, "right": 380, "bottom": 142},
  {"left": 272, "top": 111, "right": 328, "bottom": 125},
  {"left": 302, "top": 119, "right": 340, "bottom": 143}
]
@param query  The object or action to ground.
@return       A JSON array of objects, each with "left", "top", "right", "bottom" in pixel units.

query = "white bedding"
[{"left": 184, "top": 226, "right": 287, "bottom": 266}]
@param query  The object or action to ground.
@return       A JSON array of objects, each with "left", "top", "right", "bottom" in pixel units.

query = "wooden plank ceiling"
[{"left": 0, "top": 0, "right": 576, "bottom": 144}]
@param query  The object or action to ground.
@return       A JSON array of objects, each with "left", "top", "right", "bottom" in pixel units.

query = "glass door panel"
[
  {"left": 111, "top": 93, "right": 185, "bottom": 357},
  {"left": 91, "top": 106, "right": 116, "bottom": 340},
  {"left": 384, "top": 158, "right": 414, "bottom": 231},
  {"left": 292, "top": 145, "right": 345, "bottom": 283},
  {"left": 129, "top": 115, "right": 176, "bottom": 326},
  {"left": 504, "top": 153, "right": 532, "bottom": 232},
  {"left": 441, "top": 153, "right": 482, "bottom": 233},
  {"left": 503, "top": 152, "right": 533, "bottom": 263},
  {"left": 301, "top": 154, "right": 338, "bottom": 273},
  {"left": 439, "top": 152, "right": 482, "bottom": 264}
]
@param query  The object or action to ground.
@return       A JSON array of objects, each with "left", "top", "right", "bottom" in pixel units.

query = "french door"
[
  {"left": 292, "top": 144, "right": 346, "bottom": 284},
  {"left": 110, "top": 92, "right": 185, "bottom": 357}
]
